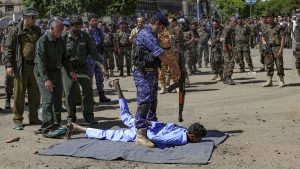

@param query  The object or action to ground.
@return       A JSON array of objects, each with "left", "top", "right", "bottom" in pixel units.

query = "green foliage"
[
  {"left": 22, "top": 0, "right": 138, "bottom": 18},
  {"left": 214, "top": 0, "right": 300, "bottom": 19},
  {"left": 215, "top": 0, "right": 246, "bottom": 20}
]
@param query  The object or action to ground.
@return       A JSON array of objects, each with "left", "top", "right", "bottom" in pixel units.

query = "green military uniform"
[
  {"left": 62, "top": 30, "right": 102, "bottom": 123},
  {"left": 222, "top": 24, "right": 236, "bottom": 82},
  {"left": 183, "top": 29, "right": 195, "bottom": 75},
  {"left": 103, "top": 28, "right": 115, "bottom": 71},
  {"left": 261, "top": 23, "right": 285, "bottom": 77},
  {"left": 235, "top": 23, "right": 254, "bottom": 71},
  {"left": 210, "top": 25, "right": 224, "bottom": 76},
  {"left": 258, "top": 22, "right": 268, "bottom": 70},
  {"left": 116, "top": 28, "right": 131, "bottom": 76},
  {"left": 197, "top": 25, "right": 210, "bottom": 67},
  {"left": 294, "top": 17, "right": 300, "bottom": 75},
  {"left": 4, "top": 21, "right": 42, "bottom": 126},
  {"left": 34, "top": 31, "right": 73, "bottom": 131}
]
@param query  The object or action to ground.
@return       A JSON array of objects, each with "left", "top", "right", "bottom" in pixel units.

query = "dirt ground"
[{"left": 0, "top": 49, "right": 299, "bottom": 169}]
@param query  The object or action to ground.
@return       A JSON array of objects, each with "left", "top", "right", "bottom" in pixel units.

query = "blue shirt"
[
  {"left": 85, "top": 99, "right": 188, "bottom": 149},
  {"left": 135, "top": 25, "right": 164, "bottom": 57}
]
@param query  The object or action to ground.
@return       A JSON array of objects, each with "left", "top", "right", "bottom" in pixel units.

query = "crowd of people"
[{"left": 0, "top": 6, "right": 299, "bottom": 148}]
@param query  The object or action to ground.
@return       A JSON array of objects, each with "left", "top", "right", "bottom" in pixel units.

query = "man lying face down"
[{"left": 68, "top": 79, "right": 207, "bottom": 148}]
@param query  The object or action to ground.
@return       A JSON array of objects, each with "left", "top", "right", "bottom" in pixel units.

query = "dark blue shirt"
[{"left": 135, "top": 25, "right": 164, "bottom": 57}]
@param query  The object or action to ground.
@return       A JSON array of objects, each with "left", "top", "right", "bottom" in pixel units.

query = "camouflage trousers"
[
  {"left": 265, "top": 47, "right": 284, "bottom": 77},
  {"left": 5, "top": 74, "right": 13, "bottom": 99},
  {"left": 184, "top": 48, "right": 196, "bottom": 72},
  {"left": 211, "top": 47, "right": 224, "bottom": 74},
  {"left": 103, "top": 47, "right": 115, "bottom": 70},
  {"left": 197, "top": 44, "right": 209, "bottom": 64},
  {"left": 236, "top": 44, "right": 253, "bottom": 69},
  {"left": 223, "top": 49, "right": 235, "bottom": 76},
  {"left": 158, "top": 50, "right": 179, "bottom": 84},
  {"left": 117, "top": 46, "right": 131, "bottom": 70}
]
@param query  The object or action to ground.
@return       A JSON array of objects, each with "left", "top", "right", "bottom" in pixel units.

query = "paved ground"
[{"left": 0, "top": 49, "right": 299, "bottom": 169}]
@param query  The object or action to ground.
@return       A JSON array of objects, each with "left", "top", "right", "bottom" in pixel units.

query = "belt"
[
  {"left": 24, "top": 60, "right": 35, "bottom": 65},
  {"left": 133, "top": 66, "right": 157, "bottom": 73},
  {"left": 163, "top": 47, "right": 171, "bottom": 50},
  {"left": 120, "top": 44, "right": 129, "bottom": 47},
  {"left": 144, "top": 68, "right": 157, "bottom": 72}
]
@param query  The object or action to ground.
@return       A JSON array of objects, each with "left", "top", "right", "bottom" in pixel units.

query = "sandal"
[
  {"left": 108, "top": 79, "right": 119, "bottom": 88},
  {"left": 65, "top": 122, "right": 73, "bottom": 139}
]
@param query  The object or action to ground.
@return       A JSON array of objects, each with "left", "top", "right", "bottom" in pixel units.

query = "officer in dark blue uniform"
[{"left": 133, "top": 12, "right": 181, "bottom": 147}]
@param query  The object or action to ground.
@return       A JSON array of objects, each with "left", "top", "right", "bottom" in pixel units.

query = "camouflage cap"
[{"left": 22, "top": 7, "right": 38, "bottom": 16}]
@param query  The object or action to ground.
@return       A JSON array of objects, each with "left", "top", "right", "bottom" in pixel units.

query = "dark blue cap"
[
  {"left": 154, "top": 11, "right": 169, "bottom": 26},
  {"left": 63, "top": 20, "right": 70, "bottom": 26}
]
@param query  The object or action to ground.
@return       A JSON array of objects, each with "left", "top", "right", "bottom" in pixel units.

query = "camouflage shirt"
[
  {"left": 235, "top": 24, "right": 251, "bottom": 44},
  {"left": 261, "top": 23, "right": 285, "bottom": 47}
]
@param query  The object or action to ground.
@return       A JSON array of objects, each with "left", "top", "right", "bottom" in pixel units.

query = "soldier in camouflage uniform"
[
  {"left": 1, "top": 21, "right": 15, "bottom": 109},
  {"left": 182, "top": 19, "right": 195, "bottom": 76},
  {"left": 261, "top": 12, "right": 286, "bottom": 87},
  {"left": 222, "top": 17, "right": 237, "bottom": 85},
  {"left": 190, "top": 21, "right": 199, "bottom": 72},
  {"left": 197, "top": 22, "right": 210, "bottom": 68},
  {"left": 258, "top": 15, "right": 269, "bottom": 71},
  {"left": 158, "top": 26, "right": 179, "bottom": 94},
  {"left": 168, "top": 17, "right": 190, "bottom": 86},
  {"left": 102, "top": 23, "right": 116, "bottom": 77},
  {"left": 294, "top": 12, "right": 300, "bottom": 75},
  {"left": 209, "top": 18, "right": 224, "bottom": 81},
  {"left": 116, "top": 21, "right": 131, "bottom": 76},
  {"left": 235, "top": 18, "right": 254, "bottom": 72}
]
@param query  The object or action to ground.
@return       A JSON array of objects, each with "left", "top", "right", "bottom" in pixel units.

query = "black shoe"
[
  {"left": 99, "top": 96, "right": 111, "bottom": 102},
  {"left": 224, "top": 76, "right": 235, "bottom": 85},
  {"left": 127, "top": 67, "right": 131, "bottom": 76},
  {"left": 119, "top": 69, "right": 124, "bottom": 77},
  {"left": 99, "top": 91, "right": 111, "bottom": 102},
  {"left": 87, "top": 119, "right": 98, "bottom": 125},
  {"left": 4, "top": 99, "right": 11, "bottom": 109}
]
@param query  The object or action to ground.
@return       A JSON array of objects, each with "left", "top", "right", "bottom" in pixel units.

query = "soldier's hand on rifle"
[
  {"left": 44, "top": 80, "right": 55, "bottom": 92},
  {"left": 69, "top": 71, "right": 77, "bottom": 81},
  {"left": 6, "top": 67, "right": 14, "bottom": 77}
]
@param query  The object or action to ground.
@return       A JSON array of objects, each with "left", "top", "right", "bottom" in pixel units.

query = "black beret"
[
  {"left": 69, "top": 15, "right": 83, "bottom": 26},
  {"left": 154, "top": 12, "right": 169, "bottom": 26},
  {"left": 22, "top": 7, "right": 38, "bottom": 16}
]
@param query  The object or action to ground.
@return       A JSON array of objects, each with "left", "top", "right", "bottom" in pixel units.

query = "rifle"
[{"left": 167, "top": 52, "right": 186, "bottom": 122}]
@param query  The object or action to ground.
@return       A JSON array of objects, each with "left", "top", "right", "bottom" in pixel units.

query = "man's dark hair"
[
  {"left": 188, "top": 123, "right": 207, "bottom": 138},
  {"left": 88, "top": 13, "right": 98, "bottom": 22},
  {"left": 148, "top": 16, "right": 157, "bottom": 25},
  {"left": 69, "top": 15, "right": 83, "bottom": 26}
]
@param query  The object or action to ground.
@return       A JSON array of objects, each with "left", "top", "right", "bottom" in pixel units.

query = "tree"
[
  {"left": 22, "top": 0, "right": 138, "bottom": 18},
  {"left": 215, "top": 0, "right": 246, "bottom": 20}
]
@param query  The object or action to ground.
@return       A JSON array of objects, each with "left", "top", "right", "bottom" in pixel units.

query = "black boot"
[
  {"left": 99, "top": 91, "right": 111, "bottom": 103},
  {"left": 4, "top": 98, "right": 11, "bottom": 109},
  {"left": 119, "top": 68, "right": 124, "bottom": 77},
  {"left": 224, "top": 75, "right": 235, "bottom": 85},
  {"left": 126, "top": 67, "right": 131, "bottom": 76}
]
